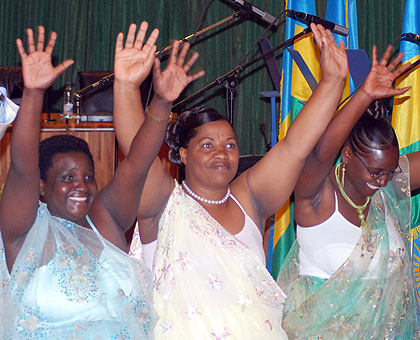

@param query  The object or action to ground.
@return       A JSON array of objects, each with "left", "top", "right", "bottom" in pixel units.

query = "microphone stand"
[
  {"left": 74, "top": 10, "right": 245, "bottom": 100},
  {"left": 172, "top": 27, "right": 312, "bottom": 125}
]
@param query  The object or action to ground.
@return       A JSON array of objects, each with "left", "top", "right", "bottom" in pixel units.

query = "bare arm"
[
  {"left": 236, "top": 24, "right": 347, "bottom": 221},
  {"left": 107, "top": 23, "right": 205, "bottom": 244},
  {"left": 294, "top": 44, "right": 411, "bottom": 200},
  {"left": 0, "top": 27, "right": 73, "bottom": 267},
  {"left": 113, "top": 24, "right": 204, "bottom": 222},
  {"left": 408, "top": 151, "right": 420, "bottom": 191}
]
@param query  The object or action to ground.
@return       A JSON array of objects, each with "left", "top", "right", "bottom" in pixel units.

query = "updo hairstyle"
[
  {"left": 39, "top": 134, "right": 94, "bottom": 181},
  {"left": 165, "top": 106, "right": 232, "bottom": 166},
  {"left": 346, "top": 100, "right": 399, "bottom": 155}
]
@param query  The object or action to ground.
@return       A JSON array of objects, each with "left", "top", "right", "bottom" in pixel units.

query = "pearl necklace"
[
  {"left": 182, "top": 180, "right": 230, "bottom": 205},
  {"left": 335, "top": 164, "right": 370, "bottom": 228}
]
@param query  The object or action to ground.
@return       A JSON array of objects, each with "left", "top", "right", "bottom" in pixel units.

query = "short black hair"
[{"left": 39, "top": 134, "right": 94, "bottom": 181}]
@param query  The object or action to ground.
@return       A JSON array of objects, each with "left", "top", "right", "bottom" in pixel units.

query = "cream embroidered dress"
[{"left": 130, "top": 181, "right": 288, "bottom": 339}]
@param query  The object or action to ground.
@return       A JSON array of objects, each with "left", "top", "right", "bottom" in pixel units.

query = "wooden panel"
[{"left": 0, "top": 114, "right": 116, "bottom": 191}]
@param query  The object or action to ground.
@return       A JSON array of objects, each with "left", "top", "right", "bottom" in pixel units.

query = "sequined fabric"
[
  {"left": 1, "top": 202, "right": 155, "bottom": 339},
  {"left": 277, "top": 155, "right": 420, "bottom": 339},
  {"left": 130, "top": 181, "right": 288, "bottom": 339}
]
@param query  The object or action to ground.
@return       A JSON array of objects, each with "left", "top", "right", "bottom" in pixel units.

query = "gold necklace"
[{"left": 334, "top": 164, "right": 370, "bottom": 228}]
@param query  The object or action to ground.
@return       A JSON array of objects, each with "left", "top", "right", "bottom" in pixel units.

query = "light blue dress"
[{"left": 1, "top": 202, "right": 155, "bottom": 339}]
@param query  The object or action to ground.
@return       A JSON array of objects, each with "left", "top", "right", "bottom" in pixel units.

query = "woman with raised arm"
[
  {"left": 277, "top": 44, "right": 420, "bottom": 339},
  {"left": 0, "top": 23, "right": 169, "bottom": 339},
  {"left": 114, "top": 23, "right": 347, "bottom": 339}
]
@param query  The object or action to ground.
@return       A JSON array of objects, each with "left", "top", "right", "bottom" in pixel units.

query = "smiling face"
[
  {"left": 40, "top": 151, "right": 98, "bottom": 225},
  {"left": 180, "top": 120, "right": 239, "bottom": 189},
  {"left": 343, "top": 145, "right": 400, "bottom": 196}
]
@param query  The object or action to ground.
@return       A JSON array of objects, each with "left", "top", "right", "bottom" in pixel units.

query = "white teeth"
[
  {"left": 367, "top": 183, "right": 379, "bottom": 190},
  {"left": 69, "top": 197, "right": 87, "bottom": 202}
]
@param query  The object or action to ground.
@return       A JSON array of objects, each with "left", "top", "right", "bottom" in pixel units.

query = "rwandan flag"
[
  {"left": 391, "top": 0, "right": 420, "bottom": 297},
  {"left": 268, "top": 0, "right": 318, "bottom": 280},
  {"left": 268, "top": 0, "right": 358, "bottom": 279}
]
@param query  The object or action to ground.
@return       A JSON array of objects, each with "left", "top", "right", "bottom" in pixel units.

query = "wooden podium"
[
  {"left": 0, "top": 113, "right": 178, "bottom": 193},
  {"left": 0, "top": 114, "right": 117, "bottom": 190}
]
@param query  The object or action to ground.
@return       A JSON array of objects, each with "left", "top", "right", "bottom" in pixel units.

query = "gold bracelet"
[{"left": 145, "top": 106, "right": 173, "bottom": 123}]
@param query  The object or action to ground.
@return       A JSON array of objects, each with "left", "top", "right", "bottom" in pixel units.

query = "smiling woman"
[
  {"left": 38, "top": 135, "right": 97, "bottom": 225},
  {"left": 0, "top": 23, "right": 174, "bottom": 339},
  {"left": 114, "top": 24, "right": 351, "bottom": 339},
  {"left": 277, "top": 44, "right": 420, "bottom": 339}
]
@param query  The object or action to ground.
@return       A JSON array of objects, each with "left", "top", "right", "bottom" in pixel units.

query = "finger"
[
  {"left": 379, "top": 44, "right": 393, "bottom": 66},
  {"left": 134, "top": 21, "right": 148, "bottom": 49},
  {"left": 125, "top": 23, "right": 136, "bottom": 48},
  {"left": 16, "top": 38, "right": 27, "bottom": 59},
  {"left": 183, "top": 51, "right": 199, "bottom": 72},
  {"left": 371, "top": 45, "right": 378, "bottom": 67},
  {"left": 177, "top": 42, "right": 190, "bottom": 66},
  {"left": 143, "top": 45, "right": 157, "bottom": 72},
  {"left": 143, "top": 27, "right": 160, "bottom": 54},
  {"left": 152, "top": 58, "right": 162, "bottom": 82},
  {"left": 388, "top": 51, "right": 405, "bottom": 71},
  {"left": 310, "top": 23, "right": 322, "bottom": 49},
  {"left": 391, "top": 86, "right": 411, "bottom": 96},
  {"left": 168, "top": 40, "right": 180, "bottom": 65},
  {"left": 54, "top": 59, "right": 75, "bottom": 78},
  {"left": 187, "top": 70, "right": 205, "bottom": 83},
  {"left": 44, "top": 31, "right": 57, "bottom": 55},
  {"left": 115, "top": 32, "right": 124, "bottom": 53},
  {"left": 36, "top": 26, "right": 45, "bottom": 51},
  {"left": 393, "top": 61, "right": 412, "bottom": 79},
  {"left": 26, "top": 28, "right": 35, "bottom": 53}
]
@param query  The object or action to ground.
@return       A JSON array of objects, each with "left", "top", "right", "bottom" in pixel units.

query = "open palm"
[
  {"left": 362, "top": 45, "right": 411, "bottom": 99},
  {"left": 153, "top": 41, "right": 205, "bottom": 103},
  {"left": 17, "top": 26, "right": 74, "bottom": 90},
  {"left": 311, "top": 23, "right": 348, "bottom": 82},
  {"left": 114, "top": 22, "right": 159, "bottom": 86}
]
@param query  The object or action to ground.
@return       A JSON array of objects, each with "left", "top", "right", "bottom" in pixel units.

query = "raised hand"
[
  {"left": 114, "top": 22, "right": 159, "bottom": 86},
  {"left": 310, "top": 23, "right": 348, "bottom": 83},
  {"left": 16, "top": 26, "right": 74, "bottom": 90},
  {"left": 360, "top": 45, "right": 411, "bottom": 99},
  {"left": 152, "top": 41, "right": 205, "bottom": 103}
]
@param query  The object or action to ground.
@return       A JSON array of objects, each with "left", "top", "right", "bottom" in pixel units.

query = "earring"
[{"left": 341, "top": 163, "right": 346, "bottom": 187}]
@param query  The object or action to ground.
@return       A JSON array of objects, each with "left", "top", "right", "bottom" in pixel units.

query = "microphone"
[
  {"left": 74, "top": 74, "right": 114, "bottom": 97},
  {"left": 286, "top": 9, "right": 349, "bottom": 36},
  {"left": 401, "top": 33, "right": 420, "bottom": 42},
  {"left": 230, "top": 0, "right": 279, "bottom": 26}
]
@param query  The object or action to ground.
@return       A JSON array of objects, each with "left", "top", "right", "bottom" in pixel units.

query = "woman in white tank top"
[{"left": 278, "top": 44, "right": 420, "bottom": 339}]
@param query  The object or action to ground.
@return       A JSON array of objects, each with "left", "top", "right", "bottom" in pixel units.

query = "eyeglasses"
[{"left": 352, "top": 149, "right": 402, "bottom": 179}]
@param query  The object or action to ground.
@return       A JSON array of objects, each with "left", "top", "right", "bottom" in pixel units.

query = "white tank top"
[
  {"left": 297, "top": 192, "right": 362, "bottom": 279},
  {"left": 142, "top": 193, "right": 265, "bottom": 271}
]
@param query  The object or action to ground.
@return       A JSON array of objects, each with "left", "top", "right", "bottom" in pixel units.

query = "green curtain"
[{"left": 0, "top": 0, "right": 406, "bottom": 155}]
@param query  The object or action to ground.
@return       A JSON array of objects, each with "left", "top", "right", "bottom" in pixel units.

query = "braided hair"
[
  {"left": 165, "top": 106, "right": 232, "bottom": 166},
  {"left": 346, "top": 100, "right": 399, "bottom": 155}
]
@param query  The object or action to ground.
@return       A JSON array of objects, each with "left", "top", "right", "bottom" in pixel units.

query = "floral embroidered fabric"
[
  {"left": 1, "top": 202, "right": 155, "bottom": 339},
  {"left": 130, "top": 181, "right": 288, "bottom": 339},
  {"left": 277, "top": 155, "right": 420, "bottom": 339}
]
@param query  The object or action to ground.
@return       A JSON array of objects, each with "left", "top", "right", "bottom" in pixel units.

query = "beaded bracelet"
[{"left": 145, "top": 106, "right": 173, "bottom": 123}]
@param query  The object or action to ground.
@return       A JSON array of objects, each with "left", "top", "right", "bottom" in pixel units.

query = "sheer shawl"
[
  {"left": 277, "top": 155, "right": 420, "bottom": 339},
  {"left": 1, "top": 202, "right": 155, "bottom": 339}
]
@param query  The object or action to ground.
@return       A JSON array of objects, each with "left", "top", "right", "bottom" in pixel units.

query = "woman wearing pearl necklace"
[
  {"left": 277, "top": 44, "right": 420, "bottom": 339},
  {"left": 114, "top": 24, "right": 348, "bottom": 339}
]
